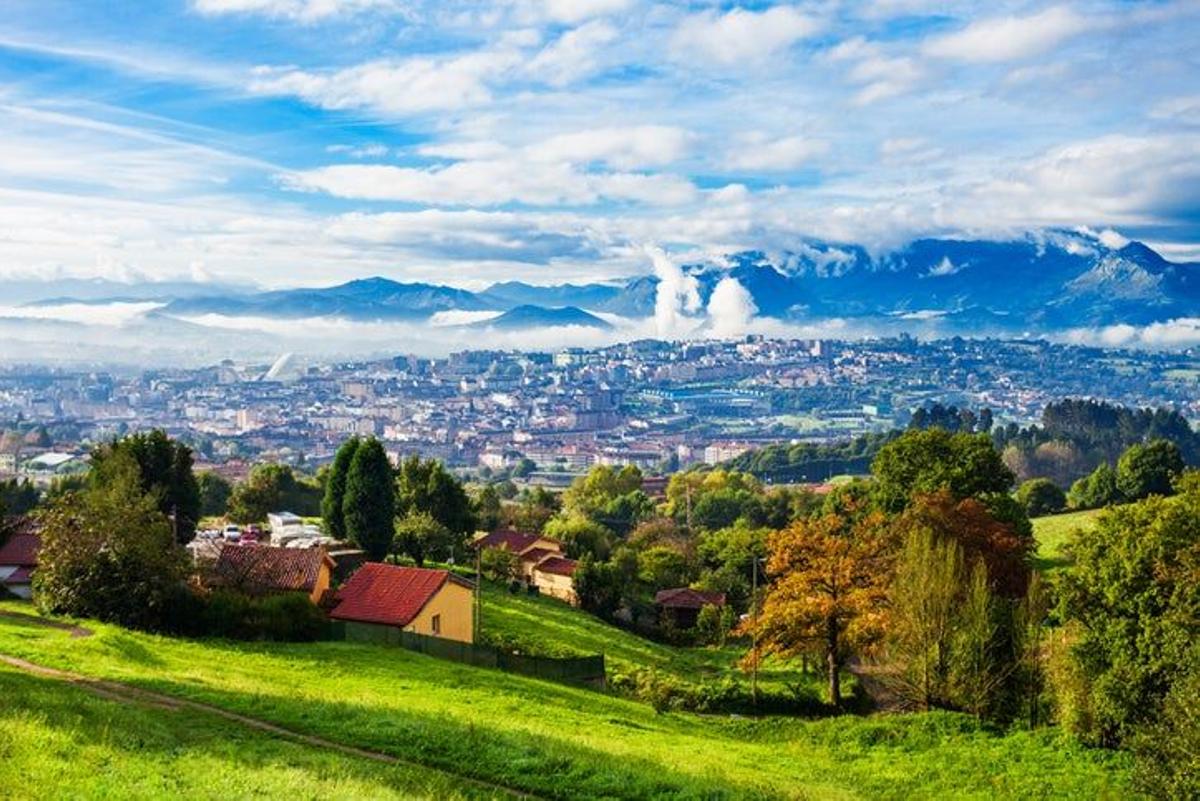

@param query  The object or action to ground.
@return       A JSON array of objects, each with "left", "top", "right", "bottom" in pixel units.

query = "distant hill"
[
  {"left": 472, "top": 304, "right": 613, "bottom": 330},
  {"left": 27, "top": 230, "right": 1199, "bottom": 335}
]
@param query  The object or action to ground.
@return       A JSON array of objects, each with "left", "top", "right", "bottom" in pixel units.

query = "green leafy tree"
[
  {"left": 395, "top": 455, "right": 476, "bottom": 536},
  {"left": 91, "top": 430, "right": 201, "bottom": 544},
  {"left": 695, "top": 521, "right": 767, "bottom": 612},
  {"left": 34, "top": 451, "right": 186, "bottom": 630},
  {"left": 574, "top": 552, "right": 629, "bottom": 619},
  {"left": 884, "top": 527, "right": 964, "bottom": 710},
  {"left": 1068, "top": 462, "right": 1122, "bottom": 509},
  {"left": 512, "top": 457, "right": 536, "bottom": 478},
  {"left": 1116, "top": 439, "right": 1185, "bottom": 501},
  {"left": 871, "top": 429, "right": 1015, "bottom": 513},
  {"left": 1058, "top": 485, "right": 1200, "bottom": 746},
  {"left": 1016, "top": 478, "right": 1067, "bottom": 517},
  {"left": 543, "top": 514, "right": 613, "bottom": 560},
  {"left": 343, "top": 438, "right": 396, "bottom": 561},
  {"left": 227, "top": 464, "right": 320, "bottom": 523},
  {"left": 480, "top": 546, "right": 520, "bottom": 582},
  {"left": 0, "top": 478, "right": 39, "bottom": 516},
  {"left": 636, "top": 545, "right": 694, "bottom": 591},
  {"left": 1132, "top": 649, "right": 1200, "bottom": 799},
  {"left": 394, "top": 510, "right": 456, "bottom": 567},
  {"left": 321, "top": 437, "right": 360, "bottom": 540},
  {"left": 197, "top": 471, "right": 232, "bottom": 518},
  {"left": 472, "top": 483, "right": 502, "bottom": 532},
  {"left": 506, "top": 486, "right": 561, "bottom": 532}
]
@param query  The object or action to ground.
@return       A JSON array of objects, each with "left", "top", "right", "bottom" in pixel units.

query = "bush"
[
  {"left": 164, "top": 587, "right": 327, "bottom": 642},
  {"left": 1132, "top": 653, "right": 1200, "bottom": 799},
  {"left": 1016, "top": 478, "right": 1066, "bottom": 517}
]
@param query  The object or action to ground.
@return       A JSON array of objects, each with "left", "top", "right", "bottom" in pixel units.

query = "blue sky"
[{"left": 0, "top": 0, "right": 1197, "bottom": 288}]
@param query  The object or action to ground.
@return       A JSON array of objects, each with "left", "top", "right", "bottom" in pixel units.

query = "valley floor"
[{"left": 0, "top": 601, "right": 1133, "bottom": 800}]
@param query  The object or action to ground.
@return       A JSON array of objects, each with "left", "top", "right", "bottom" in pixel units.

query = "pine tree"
[
  {"left": 342, "top": 438, "right": 395, "bottom": 561},
  {"left": 322, "top": 437, "right": 361, "bottom": 540}
]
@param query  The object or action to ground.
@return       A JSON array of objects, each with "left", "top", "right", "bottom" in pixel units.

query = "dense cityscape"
[{"left": 2, "top": 334, "right": 1197, "bottom": 485}]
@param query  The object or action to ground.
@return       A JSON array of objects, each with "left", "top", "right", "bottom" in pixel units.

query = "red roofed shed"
[{"left": 331, "top": 563, "right": 475, "bottom": 643}]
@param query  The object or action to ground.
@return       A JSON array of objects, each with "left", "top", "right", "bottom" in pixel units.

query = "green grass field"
[
  {"left": 479, "top": 582, "right": 821, "bottom": 699},
  {"left": 1032, "top": 508, "right": 1102, "bottom": 572},
  {"left": 0, "top": 664, "right": 497, "bottom": 800},
  {"left": 0, "top": 601, "right": 1134, "bottom": 800}
]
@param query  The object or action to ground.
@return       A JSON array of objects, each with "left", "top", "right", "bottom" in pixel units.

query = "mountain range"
[{"left": 10, "top": 230, "right": 1198, "bottom": 335}]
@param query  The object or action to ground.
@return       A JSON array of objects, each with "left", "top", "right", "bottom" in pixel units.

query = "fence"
[{"left": 325, "top": 620, "right": 606, "bottom": 685}]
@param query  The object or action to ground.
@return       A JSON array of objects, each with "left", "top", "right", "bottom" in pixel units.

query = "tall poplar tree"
[
  {"left": 342, "top": 438, "right": 395, "bottom": 561},
  {"left": 322, "top": 437, "right": 361, "bottom": 540}
]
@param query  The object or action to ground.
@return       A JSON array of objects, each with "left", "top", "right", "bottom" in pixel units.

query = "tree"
[
  {"left": 506, "top": 486, "right": 560, "bottom": 532},
  {"left": 197, "top": 471, "right": 232, "bottom": 518},
  {"left": 33, "top": 451, "right": 186, "bottom": 630},
  {"left": 884, "top": 527, "right": 964, "bottom": 710},
  {"left": 227, "top": 464, "right": 320, "bottom": 523},
  {"left": 321, "top": 437, "right": 360, "bottom": 540},
  {"left": 1016, "top": 478, "right": 1066, "bottom": 517},
  {"left": 91, "top": 430, "right": 201, "bottom": 544},
  {"left": 343, "top": 438, "right": 396, "bottom": 561},
  {"left": 1132, "top": 649, "right": 1200, "bottom": 800},
  {"left": 949, "top": 562, "right": 1004, "bottom": 719},
  {"left": 395, "top": 455, "right": 476, "bottom": 537},
  {"left": 1117, "top": 439, "right": 1185, "bottom": 501},
  {"left": 1068, "top": 462, "right": 1122, "bottom": 510},
  {"left": 871, "top": 429, "right": 1015, "bottom": 513},
  {"left": 1058, "top": 485, "right": 1200, "bottom": 746},
  {"left": 543, "top": 514, "right": 613, "bottom": 561},
  {"left": 894, "top": 491, "right": 1032, "bottom": 599},
  {"left": 695, "top": 521, "right": 767, "bottom": 612},
  {"left": 0, "top": 478, "right": 39, "bottom": 516},
  {"left": 394, "top": 511, "right": 455, "bottom": 567},
  {"left": 745, "top": 507, "right": 893, "bottom": 706},
  {"left": 574, "top": 553, "right": 630, "bottom": 619},
  {"left": 472, "top": 483, "right": 502, "bottom": 532},
  {"left": 480, "top": 546, "right": 520, "bottom": 582},
  {"left": 636, "top": 545, "right": 694, "bottom": 591}
]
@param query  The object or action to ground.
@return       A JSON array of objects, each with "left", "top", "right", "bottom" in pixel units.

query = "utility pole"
[
  {"left": 474, "top": 545, "right": 482, "bottom": 643},
  {"left": 751, "top": 555, "right": 759, "bottom": 708}
]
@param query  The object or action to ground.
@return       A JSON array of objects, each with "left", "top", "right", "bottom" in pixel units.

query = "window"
[{"left": 431, "top": 614, "right": 441, "bottom": 635}]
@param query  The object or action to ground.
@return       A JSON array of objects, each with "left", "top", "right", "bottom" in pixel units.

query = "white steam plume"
[
  {"left": 706, "top": 276, "right": 757, "bottom": 337},
  {"left": 646, "top": 245, "right": 701, "bottom": 337}
]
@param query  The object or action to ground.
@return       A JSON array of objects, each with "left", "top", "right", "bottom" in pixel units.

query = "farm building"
[
  {"left": 330, "top": 563, "right": 475, "bottom": 644},
  {"left": 654, "top": 588, "right": 726, "bottom": 629},
  {"left": 0, "top": 526, "right": 39, "bottom": 599},
  {"left": 211, "top": 545, "right": 333, "bottom": 604},
  {"left": 472, "top": 529, "right": 579, "bottom": 604}
]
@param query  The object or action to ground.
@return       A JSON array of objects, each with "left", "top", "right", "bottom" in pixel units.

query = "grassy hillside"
[
  {"left": 1032, "top": 508, "right": 1102, "bottom": 572},
  {"left": 0, "top": 601, "right": 1133, "bottom": 800},
  {"left": 479, "top": 582, "right": 822, "bottom": 701},
  {"left": 0, "top": 664, "right": 494, "bottom": 800}
]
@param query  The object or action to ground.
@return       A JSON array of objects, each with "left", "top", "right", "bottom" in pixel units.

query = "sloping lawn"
[
  {"left": 479, "top": 582, "right": 827, "bottom": 701},
  {"left": 0, "top": 601, "right": 1134, "bottom": 800},
  {"left": 0, "top": 663, "right": 497, "bottom": 800},
  {"left": 1032, "top": 509, "right": 1102, "bottom": 572}
]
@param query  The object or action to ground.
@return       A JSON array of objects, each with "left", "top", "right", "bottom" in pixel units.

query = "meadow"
[
  {"left": 1031, "top": 508, "right": 1102, "bottom": 572},
  {"left": 0, "top": 601, "right": 1134, "bottom": 800}
]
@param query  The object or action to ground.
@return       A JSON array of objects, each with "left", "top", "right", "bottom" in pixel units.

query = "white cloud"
[
  {"left": 924, "top": 256, "right": 960, "bottom": 277},
  {"left": 1151, "top": 95, "right": 1200, "bottom": 126},
  {"left": 526, "top": 21, "right": 619, "bottom": 86},
  {"left": 923, "top": 6, "right": 1090, "bottom": 63},
  {"left": 326, "top": 143, "right": 389, "bottom": 158},
  {"left": 533, "top": 126, "right": 690, "bottom": 169},
  {"left": 826, "top": 37, "right": 924, "bottom": 105},
  {"left": 538, "top": 0, "right": 633, "bottom": 24},
  {"left": 282, "top": 160, "right": 697, "bottom": 207},
  {"left": 648, "top": 246, "right": 702, "bottom": 337},
  {"left": 671, "top": 6, "right": 822, "bottom": 66},
  {"left": 248, "top": 48, "right": 524, "bottom": 115},
  {"left": 192, "top": 0, "right": 400, "bottom": 22},
  {"left": 725, "top": 133, "right": 829, "bottom": 171}
]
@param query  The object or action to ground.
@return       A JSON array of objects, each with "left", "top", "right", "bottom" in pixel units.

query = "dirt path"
[
  {"left": 0, "top": 609, "right": 93, "bottom": 638},
  {"left": 0, "top": 648, "right": 541, "bottom": 800}
]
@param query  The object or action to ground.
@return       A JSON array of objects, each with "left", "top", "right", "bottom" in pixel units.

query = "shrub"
[
  {"left": 164, "top": 588, "right": 326, "bottom": 642},
  {"left": 1016, "top": 478, "right": 1066, "bottom": 517}
]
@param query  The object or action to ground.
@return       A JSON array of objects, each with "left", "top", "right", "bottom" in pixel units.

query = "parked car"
[{"left": 223, "top": 524, "right": 241, "bottom": 542}]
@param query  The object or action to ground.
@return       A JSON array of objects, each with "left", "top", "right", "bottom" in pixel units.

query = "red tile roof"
[
  {"left": 520, "top": 546, "right": 556, "bottom": 564},
  {"left": 5, "top": 566, "right": 32, "bottom": 583},
  {"left": 213, "top": 545, "right": 331, "bottom": 594},
  {"left": 654, "top": 587, "right": 726, "bottom": 609},
  {"left": 534, "top": 556, "right": 578, "bottom": 577},
  {"left": 0, "top": 533, "right": 39, "bottom": 567},
  {"left": 472, "top": 529, "right": 540, "bottom": 553},
  {"left": 330, "top": 563, "right": 472, "bottom": 627}
]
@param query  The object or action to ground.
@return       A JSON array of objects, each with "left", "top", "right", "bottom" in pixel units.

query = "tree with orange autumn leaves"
[{"left": 741, "top": 503, "right": 894, "bottom": 707}]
